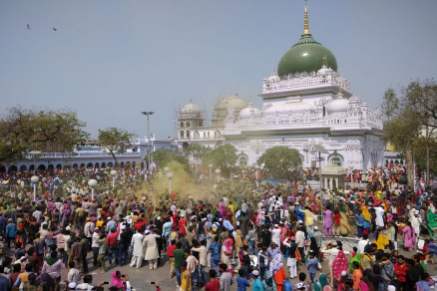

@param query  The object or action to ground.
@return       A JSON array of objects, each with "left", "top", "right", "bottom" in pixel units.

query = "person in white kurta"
[
  {"left": 410, "top": 210, "right": 422, "bottom": 239},
  {"left": 143, "top": 230, "right": 160, "bottom": 270},
  {"left": 374, "top": 206, "right": 385, "bottom": 228},
  {"left": 129, "top": 230, "right": 144, "bottom": 268}
]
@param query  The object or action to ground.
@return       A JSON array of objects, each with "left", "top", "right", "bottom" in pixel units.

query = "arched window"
[{"left": 328, "top": 152, "right": 343, "bottom": 166}]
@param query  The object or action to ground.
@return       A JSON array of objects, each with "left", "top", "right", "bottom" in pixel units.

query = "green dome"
[{"left": 278, "top": 34, "right": 337, "bottom": 77}]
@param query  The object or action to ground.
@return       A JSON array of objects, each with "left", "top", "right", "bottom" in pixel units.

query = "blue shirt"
[
  {"left": 5, "top": 223, "right": 16, "bottom": 238},
  {"left": 283, "top": 279, "right": 293, "bottom": 291},
  {"left": 209, "top": 241, "right": 221, "bottom": 261},
  {"left": 252, "top": 278, "right": 265, "bottom": 291},
  {"left": 0, "top": 275, "right": 11, "bottom": 291},
  {"left": 237, "top": 276, "right": 250, "bottom": 291},
  {"left": 306, "top": 257, "right": 319, "bottom": 274}
]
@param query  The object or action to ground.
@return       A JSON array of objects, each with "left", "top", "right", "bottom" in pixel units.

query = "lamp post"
[
  {"left": 166, "top": 171, "right": 173, "bottom": 195},
  {"left": 88, "top": 179, "right": 98, "bottom": 201},
  {"left": 110, "top": 169, "right": 117, "bottom": 189},
  {"left": 31, "top": 175, "right": 39, "bottom": 202},
  {"left": 141, "top": 111, "right": 154, "bottom": 170}
]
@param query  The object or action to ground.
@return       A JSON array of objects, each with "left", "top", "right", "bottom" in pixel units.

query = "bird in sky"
[
  {"left": 52, "top": 27, "right": 57, "bottom": 31},
  {"left": 26, "top": 24, "right": 31, "bottom": 30}
]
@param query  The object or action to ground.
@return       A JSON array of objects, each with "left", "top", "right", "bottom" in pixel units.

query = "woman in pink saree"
[{"left": 402, "top": 222, "right": 416, "bottom": 251}]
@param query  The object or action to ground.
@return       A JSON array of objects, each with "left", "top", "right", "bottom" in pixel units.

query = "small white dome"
[
  {"left": 240, "top": 105, "right": 261, "bottom": 118},
  {"left": 349, "top": 96, "right": 361, "bottom": 104},
  {"left": 317, "top": 65, "right": 334, "bottom": 75},
  {"left": 181, "top": 102, "right": 201, "bottom": 113},
  {"left": 326, "top": 98, "right": 349, "bottom": 114}
]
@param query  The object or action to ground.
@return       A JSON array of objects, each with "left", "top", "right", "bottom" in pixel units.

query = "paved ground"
[
  {"left": 86, "top": 242, "right": 437, "bottom": 291},
  {"left": 90, "top": 263, "right": 176, "bottom": 291}
]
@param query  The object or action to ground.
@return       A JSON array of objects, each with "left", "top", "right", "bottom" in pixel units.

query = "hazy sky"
[{"left": 1, "top": 0, "right": 436, "bottom": 138}]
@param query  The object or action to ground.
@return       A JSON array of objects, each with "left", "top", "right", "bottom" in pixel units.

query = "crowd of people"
[{"left": 0, "top": 162, "right": 435, "bottom": 291}]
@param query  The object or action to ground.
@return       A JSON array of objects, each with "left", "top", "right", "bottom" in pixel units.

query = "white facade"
[
  {"left": 176, "top": 5, "right": 385, "bottom": 171},
  {"left": 177, "top": 66, "right": 384, "bottom": 171}
]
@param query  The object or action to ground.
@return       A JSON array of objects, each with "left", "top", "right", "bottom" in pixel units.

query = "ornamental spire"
[{"left": 303, "top": 0, "right": 311, "bottom": 35}]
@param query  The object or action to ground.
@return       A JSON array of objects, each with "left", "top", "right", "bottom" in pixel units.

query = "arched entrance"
[
  {"left": 8, "top": 165, "right": 18, "bottom": 173},
  {"left": 328, "top": 151, "right": 344, "bottom": 167}
]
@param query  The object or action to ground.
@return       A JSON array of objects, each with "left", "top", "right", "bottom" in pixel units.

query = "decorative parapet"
[
  {"left": 262, "top": 71, "right": 350, "bottom": 95},
  {"left": 223, "top": 107, "right": 383, "bottom": 135}
]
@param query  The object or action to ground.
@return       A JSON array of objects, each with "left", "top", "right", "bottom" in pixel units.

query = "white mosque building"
[{"left": 176, "top": 5, "right": 384, "bottom": 171}]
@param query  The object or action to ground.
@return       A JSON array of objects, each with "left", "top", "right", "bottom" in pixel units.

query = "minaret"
[{"left": 303, "top": 1, "right": 311, "bottom": 36}]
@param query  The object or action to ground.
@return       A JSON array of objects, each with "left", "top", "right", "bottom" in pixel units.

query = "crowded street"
[{"left": 0, "top": 161, "right": 435, "bottom": 290}]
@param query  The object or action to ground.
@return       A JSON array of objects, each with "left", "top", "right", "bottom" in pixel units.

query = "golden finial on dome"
[{"left": 303, "top": 0, "right": 310, "bottom": 35}]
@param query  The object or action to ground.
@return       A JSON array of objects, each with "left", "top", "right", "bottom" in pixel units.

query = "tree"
[
  {"left": 404, "top": 81, "right": 437, "bottom": 129},
  {"left": 384, "top": 108, "right": 421, "bottom": 186},
  {"left": 202, "top": 144, "right": 238, "bottom": 177},
  {"left": 0, "top": 108, "right": 88, "bottom": 163},
  {"left": 98, "top": 127, "right": 133, "bottom": 165},
  {"left": 184, "top": 144, "right": 210, "bottom": 161},
  {"left": 404, "top": 81, "right": 437, "bottom": 183},
  {"left": 381, "top": 88, "right": 399, "bottom": 121},
  {"left": 152, "top": 149, "right": 189, "bottom": 170},
  {"left": 257, "top": 146, "right": 302, "bottom": 180},
  {"left": 413, "top": 137, "right": 437, "bottom": 177},
  {"left": 383, "top": 80, "right": 437, "bottom": 185}
]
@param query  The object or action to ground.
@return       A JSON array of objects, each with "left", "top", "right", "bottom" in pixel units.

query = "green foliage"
[
  {"left": 383, "top": 80, "right": 437, "bottom": 182},
  {"left": 404, "top": 81, "right": 437, "bottom": 129},
  {"left": 98, "top": 127, "right": 133, "bottom": 163},
  {"left": 152, "top": 149, "right": 189, "bottom": 171},
  {"left": 384, "top": 108, "right": 421, "bottom": 152},
  {"left": 202, "top": 144, "right": 238, "bottom": 177},
  {"left": 0, "top": 108, "right": 88, "bottom": 163},
  {"left": 257, "top": 146, "right": 302, "bottom": 180},
  {"left": 381, "top": 88, "right": 399, "bottom": 121},
  {"left": 413, "top": 137, "right": 437, "bottom": 175},
  {"left": 183, "top": 144, "right": 210, "bottom": 160}
]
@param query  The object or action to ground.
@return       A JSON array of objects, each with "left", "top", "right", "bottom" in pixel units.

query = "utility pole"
[{"left": 141, "top": 111, "right": 154, "bottom": 170}]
